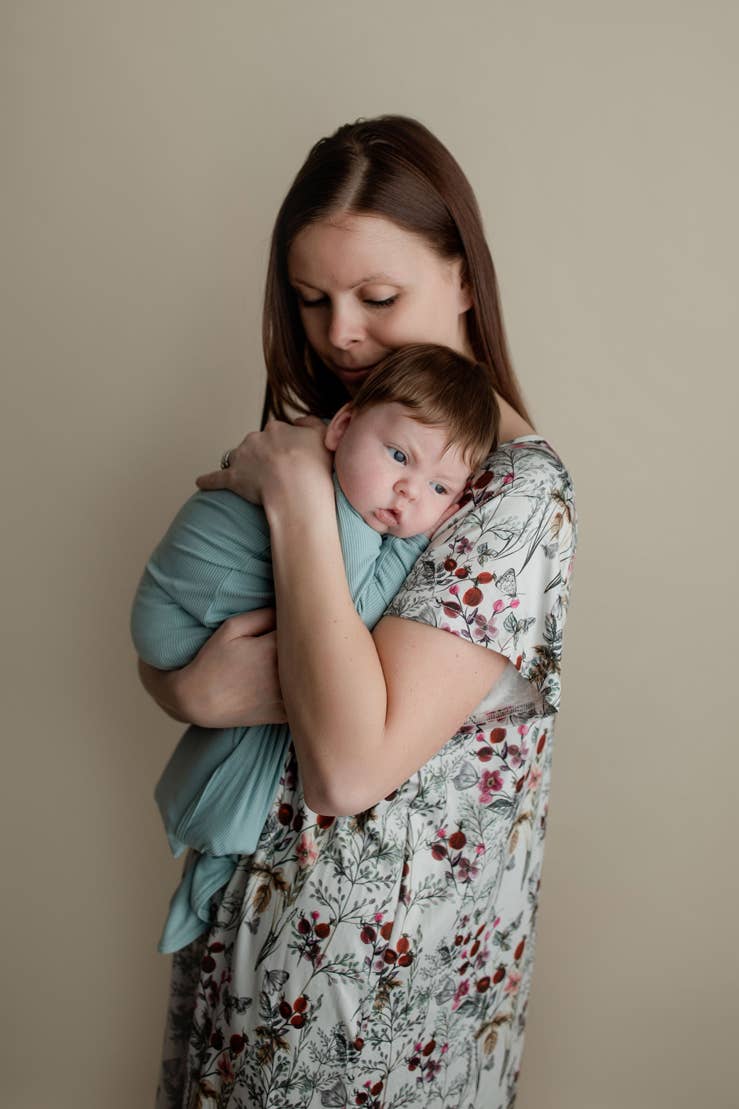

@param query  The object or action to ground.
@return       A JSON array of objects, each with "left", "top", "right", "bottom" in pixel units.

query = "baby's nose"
[{"left": 394, "top": 476, "right": 418, "bottom": 500}]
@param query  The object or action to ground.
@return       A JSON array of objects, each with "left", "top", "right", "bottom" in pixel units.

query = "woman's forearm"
[
  {"left": 136, "top": 611, "right": 287, "bottom": 729},
  {"left": 137, "top": 659, "right": 193, "bottom": 724},
  {"left": 266, "top": 483, "right": 389, "bottom": 812}
]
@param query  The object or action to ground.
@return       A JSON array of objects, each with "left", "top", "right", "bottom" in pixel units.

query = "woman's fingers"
[
  {"left": 196, "top": 468, "right": 231, "bottom": 491},
  {"left": 217, "top": 608, "right": 277, "bottom": 640}
]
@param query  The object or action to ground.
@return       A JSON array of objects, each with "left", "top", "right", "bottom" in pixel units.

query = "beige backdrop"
[{"left": 3, "top": 1, "right": 737, "bottom": 1106}]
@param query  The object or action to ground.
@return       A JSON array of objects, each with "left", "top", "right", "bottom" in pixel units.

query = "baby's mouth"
[{"left": 374, "top": 507, "right": 401, "bottom": 527}]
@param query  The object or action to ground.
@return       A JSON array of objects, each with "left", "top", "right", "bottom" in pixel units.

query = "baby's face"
[{"left": 327, "top": 402, "right": 471, "bottom": 538}]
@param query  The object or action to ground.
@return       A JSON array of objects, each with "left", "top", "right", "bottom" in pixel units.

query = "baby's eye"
[
  {"left": 387, "top": 447, "right": 407, "bottom": 464},
  {"left": 432, "top": 482, "right": 448, "bottom": 496}
]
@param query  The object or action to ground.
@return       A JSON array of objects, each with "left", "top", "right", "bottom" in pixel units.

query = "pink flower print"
[
  {"left": 507, "top": 744, "right": 522, "bottom": 769},
  {"left": 475, "top": 843, "right": 485, "bottom": 856},
  {"left": 457, "top": 856, "right": 480, "bottom": 882},
  {"left": 296, "top": 833, "right": 318, "bottom": 868},
  {"left": 449, "top": 584, "right": 459, "bottom": 596},
  {"left": 455, "top": 536, "right": 473, "bottom": 554},
  {"left": 518, "top": 723, "right": 530, "bottom": 737},
  {"left": 479, "top": 769, "right": 504, "bottom": 803},
  {"left": 441, "top": 1043, "right": 449, "bottom": 1055},
  {"left": 504, "top": 969, "right": 522, "bottom": 996},
  {"left": 425, "top": 1059, "right": 442, "bottom": 1081},
  {"left": 374, "top": 911, "right": 384, "bottom": 923},
  {"left": 310, "top": 910, "right": 320, "bottom": 920},
  {"left": 493, "top": 599, "right": 504, "bottom": 613},
  {"left": 437, "top": 827, "right": 447, "bottom": 839},
  {"left": 473, "top": 613, "right": 498, "bottom": 641},
  {"left": 502, "top": 471, "right": 514, "bottom": 485},
  {"left": 510, "top": 598, "right": 520, "bottom": 608},
  {"left": 529, "top": 764, "right": 543, "bottom": 789},
  {"left": 217, "top": 1053, "right": 235, "bottom": 1081},
  {"left": 452, "top": 978, "right": 470, "bottom": 1011}
]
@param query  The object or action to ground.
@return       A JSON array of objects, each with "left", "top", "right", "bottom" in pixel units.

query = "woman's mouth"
[{"left": 330, "top": 360, "right": 379, "bottom": 378}]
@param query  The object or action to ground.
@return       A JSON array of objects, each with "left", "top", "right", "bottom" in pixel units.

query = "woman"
[{"left": 142, "top": 115, "right": 578, "bottom": 1109}]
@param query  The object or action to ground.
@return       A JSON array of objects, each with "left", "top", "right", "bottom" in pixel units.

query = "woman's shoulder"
[{"left": 457, "top": 433, "right": 576, "bottom": 524}]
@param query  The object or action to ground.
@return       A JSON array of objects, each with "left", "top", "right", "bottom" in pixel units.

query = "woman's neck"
[{"left": 495, "top": 392, "right": 535, "bottom": 443}]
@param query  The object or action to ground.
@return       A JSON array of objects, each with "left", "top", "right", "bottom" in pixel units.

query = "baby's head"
[{"left": 324, "top": 344, "right": 499, "bottom": 538}]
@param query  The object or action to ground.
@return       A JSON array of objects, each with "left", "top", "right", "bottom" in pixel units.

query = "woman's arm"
[
  {"left": 267, "top": 482, "right": 507, "bottom": 814},
  {"left": 137, "top": 608, "right": 287, "bottom": 728}
]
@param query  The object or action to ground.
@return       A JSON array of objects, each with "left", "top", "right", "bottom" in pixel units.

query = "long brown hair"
[{"left": 261, "top": 115, "right": 534, "bottom": 431}]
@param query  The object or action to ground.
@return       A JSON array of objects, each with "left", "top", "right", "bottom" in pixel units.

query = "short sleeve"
[{"left": 385, "top": 438, "right": 578, "bottom": 714}]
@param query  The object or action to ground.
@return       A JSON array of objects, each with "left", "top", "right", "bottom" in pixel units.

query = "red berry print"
[
  {"left": 315, "top": 922, "right": 331, "bottom": 939},
  {"left": 477, "top": 571, "right": 493, "bottom": 583},
  {"left": 473, "top": 470, "right": 493, "bottom": 488},
  {"left": 448, "top": 830, "right": 466, "bottom": 850},
  {"left": 490, "top": 728, "right": 507, "bottom": 744},
  {"left": 277, "top": 803, "right": 293, "bottom": 826},
  {"left": 463, "top": 587, "right": 483, "bottom": 606}
]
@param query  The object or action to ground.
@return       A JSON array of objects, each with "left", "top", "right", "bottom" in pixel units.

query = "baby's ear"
[{"left": 324, "top": 404, "right": 354, "bottom": 451}]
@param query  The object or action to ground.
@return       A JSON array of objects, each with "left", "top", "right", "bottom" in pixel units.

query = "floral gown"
[{"left": 155, "top": 434, "right": 578, "bottom": 1109}]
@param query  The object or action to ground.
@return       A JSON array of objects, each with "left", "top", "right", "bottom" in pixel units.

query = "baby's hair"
[{"left": 350, "top": 344, "right": 499, "bottom": 473}]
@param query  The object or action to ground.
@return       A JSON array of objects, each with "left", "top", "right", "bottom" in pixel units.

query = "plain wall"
[{"left": 3, "top": 2, "right": 737, "bottom": 1106}]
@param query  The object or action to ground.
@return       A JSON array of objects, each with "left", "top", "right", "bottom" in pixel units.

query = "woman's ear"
[
  {"left": 451, "top": 257, "right": 474, "bottom": 313},
  {"left": 324, "top": 403, "right": 354, "bottom": 451}
]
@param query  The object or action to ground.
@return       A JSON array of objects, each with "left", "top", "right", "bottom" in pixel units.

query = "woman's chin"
[{"left": 329, "top": 362, "right": 379, "bottom": 393}]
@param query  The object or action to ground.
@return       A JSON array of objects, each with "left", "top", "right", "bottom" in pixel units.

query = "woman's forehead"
[{"left": 288, "top": 214, "right": 441, "bottom": 289}]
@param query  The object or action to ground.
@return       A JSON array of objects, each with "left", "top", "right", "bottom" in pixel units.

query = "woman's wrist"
[{"left": 263, "top": 466, "right": 336, "bottom": 533}]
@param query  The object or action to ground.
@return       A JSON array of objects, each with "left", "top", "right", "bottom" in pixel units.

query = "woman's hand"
[
  {"left": 196, "top": 416, "right": 332, "bottom": 506},
  {"left": 137, "top": 608, "right": 287, "bottom": 729}
]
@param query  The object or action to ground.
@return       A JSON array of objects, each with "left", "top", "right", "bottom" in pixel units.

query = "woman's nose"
[{"left": 328, "top": 300, "right": 365, "bottom": 349}]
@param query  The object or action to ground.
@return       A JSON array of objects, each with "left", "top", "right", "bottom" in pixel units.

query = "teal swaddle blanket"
[{"left": 131, "top": 477, "right": 427, "bottom": 953}]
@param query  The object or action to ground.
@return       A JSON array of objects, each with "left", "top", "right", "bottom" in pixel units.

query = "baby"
[{"left": 131, "top": 342, "right": 499, "bottom": 951}]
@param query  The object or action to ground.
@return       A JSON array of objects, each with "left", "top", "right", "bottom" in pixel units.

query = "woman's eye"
[
  {"left": 432, "top": 483, "right": 448, "bottom": 496},
  {"left": 365, "top": 296, "right": 397, "bottom": 308},
  {"left": 388, "top": 447, "right": 407, "bottom": 464},
  {"left": 297, "top": 295, "right": 327, "bottom": 308}
]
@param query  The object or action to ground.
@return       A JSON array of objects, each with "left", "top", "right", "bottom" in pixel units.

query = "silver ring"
[{"left": 220, "top": 448, "right": 232, "bottom": 470}]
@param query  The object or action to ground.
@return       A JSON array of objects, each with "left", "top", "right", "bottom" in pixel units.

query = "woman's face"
[{"left": 287, "top": 213, "right": 474, "bottom": 394}]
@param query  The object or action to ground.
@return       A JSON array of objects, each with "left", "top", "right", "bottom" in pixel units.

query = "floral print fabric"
[{"left": 155, "top": 435, "right": 578, "bottom": 1109}]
